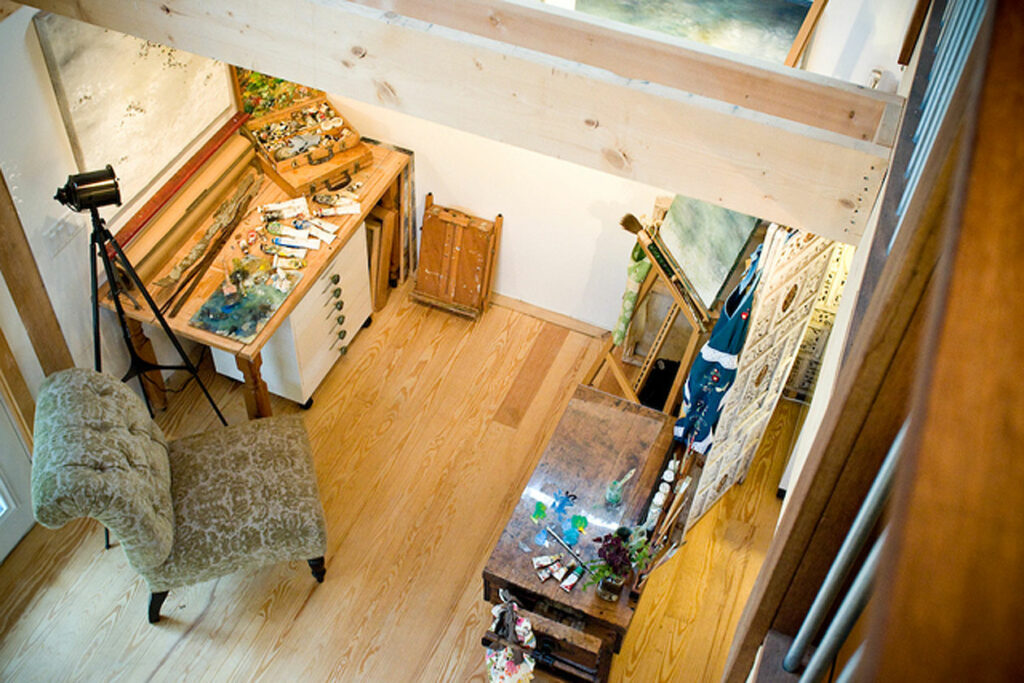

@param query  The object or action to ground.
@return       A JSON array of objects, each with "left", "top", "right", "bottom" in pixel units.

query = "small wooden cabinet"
[
  {"left": 411, "top": 193, "right": 501, "bottom": 319},
  {"left": 211, "top": 224, "right": 372, "bottom": 405}
]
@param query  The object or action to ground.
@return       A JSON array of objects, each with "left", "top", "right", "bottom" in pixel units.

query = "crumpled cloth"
[
  {"left": 485, "top": 595, "right": 536, "bottom": 683},
  {"left": 612, "top": 242, "right": 652, "bottom": 346}
]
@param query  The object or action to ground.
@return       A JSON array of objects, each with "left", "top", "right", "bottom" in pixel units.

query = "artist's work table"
[
  {"left": 482, "top": 385, "right": 674, "bottom": 682},
  {"left": 103, "top": 143, "right": 410, "bottom": 419}
]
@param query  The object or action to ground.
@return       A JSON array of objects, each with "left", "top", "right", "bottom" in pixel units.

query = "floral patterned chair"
[{"left": 30, "top": 368, "right": 327, "bottom": 623}]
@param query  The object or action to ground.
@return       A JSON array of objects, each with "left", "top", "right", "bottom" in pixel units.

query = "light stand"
[
  {"left": 86, "top": 207, "right": 227, "bottom": 425},
  {"left": 58, "top": 166, "right": 228, "bottom": 547}
]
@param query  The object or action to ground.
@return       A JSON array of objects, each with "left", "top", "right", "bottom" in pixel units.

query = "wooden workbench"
[
  {"left": 103, "top": 141, "right": 411, "bottom": 419},
  {"left": 482, "top": 384, "right": 674, "bottom": 681}
]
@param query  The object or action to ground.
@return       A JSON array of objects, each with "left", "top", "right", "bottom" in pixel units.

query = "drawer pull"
[
  {"left": 336, "top": 315, "right": 346, "bottom": 326},
  {"left": 332, "top": 287, "right": 342, "bottom": 298},
  {"left": 337, "top": 330, "right": 347, "bottom": 341},
  {"left": 334, "top": 301, "right": 344, "bottom": 311},
  {"left": 330, "top": 274, "right": 340, "bottom": 285},
  {"left": 339, "top": 345, "right": 348, "bottom": 356}
]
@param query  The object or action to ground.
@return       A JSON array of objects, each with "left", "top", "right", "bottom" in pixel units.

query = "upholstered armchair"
[{"left": 30, "top": 368, "right": 327, "bottom": 623}]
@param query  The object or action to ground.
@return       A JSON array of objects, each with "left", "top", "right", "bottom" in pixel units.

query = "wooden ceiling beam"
[
  {"left": 350, "top": 0, "right": 897, "bottom": 143},
  {"left": 22, "top": 0, "right": 892, "bottom": 241}
]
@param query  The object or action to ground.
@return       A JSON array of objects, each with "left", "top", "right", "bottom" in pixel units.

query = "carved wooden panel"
[{"left": 685, "top": 225, "right": 852, "bottom": 527}]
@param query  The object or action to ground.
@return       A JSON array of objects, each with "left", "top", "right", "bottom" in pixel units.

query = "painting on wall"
[
  {"left": 33, "top": 12, "right": 233, "bottom": 218},
  {"left": 574, "top": 0, "right": 812, "bottom": 63},
  {"left": 657, "top": 194, "right": 759, "bottom": 310}
]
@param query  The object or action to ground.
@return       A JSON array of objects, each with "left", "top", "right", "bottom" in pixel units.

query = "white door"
[{"left": 0, "top": 394, "right": 33, "bottom": 562}]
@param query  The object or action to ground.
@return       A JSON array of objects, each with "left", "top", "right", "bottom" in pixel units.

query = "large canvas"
[
  {"left": 33, "top": 12, "right": 232, "bottom": 216},
  {"left": 657, "top": 194, "right": 758, "bottom": 309},
  {"left": 575, "top": 0, "right": 811, "bottom": 63}
]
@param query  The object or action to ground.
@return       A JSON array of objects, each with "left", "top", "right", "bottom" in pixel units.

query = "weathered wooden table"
[{"left": 482, "top": 384, "right": 674, "bottom": 681}]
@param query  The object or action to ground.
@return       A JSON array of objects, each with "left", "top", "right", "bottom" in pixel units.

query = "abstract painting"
[
  {"left": 657, "top": 194, "right": 758, "bottom": 309},
  {"left": 575, "top": 0, "right": 811, "bottom": 63},
  {"left": 33, "top": 12, "right": 232, "bottom": 215}
]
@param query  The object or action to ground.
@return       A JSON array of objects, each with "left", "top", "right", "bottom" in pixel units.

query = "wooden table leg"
[
  {"left": 235, "top": 354, "right": 272, "bottom": 419},
  {"left": 125, "top": 318, "right": 167, "bottom": 412}
]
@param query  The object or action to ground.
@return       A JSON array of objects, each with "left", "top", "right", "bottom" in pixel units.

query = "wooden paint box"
[
  {"left": 411, "top": 193, "right": 501, "bottom": 320},
  {"left": 232, "top": 69, "right": 374, "bottom": 197}
]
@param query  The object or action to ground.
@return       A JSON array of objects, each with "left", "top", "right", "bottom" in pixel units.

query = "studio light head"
[{"left": 55, "top": 164, "right": 121, "bottom": 212}]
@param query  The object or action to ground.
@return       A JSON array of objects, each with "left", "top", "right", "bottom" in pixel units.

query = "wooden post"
[
  {"left": 0, "top": 171, "right": 75, "bottom": 377},
  {"left": 235, "top": 354, "right": 272, "bottom": 419},
  {"left": 0, "top": 325, "right": 35, "bottom": 451}
]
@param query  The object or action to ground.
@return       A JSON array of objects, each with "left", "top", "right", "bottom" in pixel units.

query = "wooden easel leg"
[
  {"left": 632, "top": 302, "right": 681, "bottom": 395},
  {"left": 235, "top": 354, "right": 272, "bottom": 419},
  {"left": 664, "top": 329, "right": 704, "bottom": 415},
  {"left": 606, "top": 347, "right": 641, "bottom": 403},
  {"left": 125, "top": 318, "right": 168, "bottom": 412},
  {"left": 583, "top": 334, "right": 615, "bottom": 385}
]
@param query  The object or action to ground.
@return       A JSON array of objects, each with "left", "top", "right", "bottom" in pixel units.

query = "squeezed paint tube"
[
  {"left": 309, "top": 217, "right": 340, "bottom": 233},
  {"left": 538, "top": 560, "right": 562, "bottom": 582},
  {"left": 315, "top": 202, "right": 360, "bottom": 217},
  {"left": 276, "top": 246, "right": 308, "bottom": 259},
  {"left": 272, "top": 255, "right": 307, "bottom": 270},
  {"left": 560, "top": 565, "right": 584, "bottom": 592},
  {"left": 307, "top": 224, "right": 336, "bottom": 244},
  {"left": 273, "top": 236, "right": 320, "bottom": 250},
  {"left": 260, "top": 197, "right": 309, "bottom": 216},
  {"left": 266, "top": 222, "right": 307, "bottom": 239},
  {"left": 551, "top": 561, "right": 573, "bottom": 583},
  {"left": 532, "top": 554, "right": 561, "bottom": 569}
]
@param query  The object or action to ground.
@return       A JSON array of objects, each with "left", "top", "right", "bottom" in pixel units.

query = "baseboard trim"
[{"left": 490, "top": 294, "right": 608, "bottom": 338}]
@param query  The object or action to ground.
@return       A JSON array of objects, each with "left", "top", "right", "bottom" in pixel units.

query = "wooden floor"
[{"left": 0, "top": 284, "right": 796, "bottom": 682}]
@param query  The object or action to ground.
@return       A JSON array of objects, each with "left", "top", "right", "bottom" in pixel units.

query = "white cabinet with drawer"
[{"left": 211, "top": 224, "right": 373, "bottom": 405}]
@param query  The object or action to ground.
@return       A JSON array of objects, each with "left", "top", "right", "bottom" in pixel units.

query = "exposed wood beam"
[
  {"left": 0, "top": 171, "right": 75, "bottom": 377},
  {"left": 23, "top": 0, "right": 890, "bottom": 242},
  {"left": 0, "top": 324, "right": 34, "bottom": 451},
  {"left": 351, "top": 0, "right": 896, "bottom": 143},
  {"left": 864, "top": 0, "right": 1024, "bottom": 678}
]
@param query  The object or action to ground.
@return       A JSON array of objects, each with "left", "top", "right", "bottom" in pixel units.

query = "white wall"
[
  {"left": 0, "top": 8, "right": 198, "bottom": 393},
  {"left": 333, "top": 92, "right": 668, "bottom": 330},
  {"left": 802, "top": 0, "right": 919, "bottom": 89}
]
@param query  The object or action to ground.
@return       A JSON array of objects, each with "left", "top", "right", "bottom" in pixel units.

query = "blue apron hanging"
[{"left": 673, "top": 245, "right": 762, "bottom": 454}]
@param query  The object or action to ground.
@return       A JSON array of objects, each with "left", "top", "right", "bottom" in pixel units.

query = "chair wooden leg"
[
  {"left": 308, "top": 557, "right": 326, "bottom": 583},
  {"left": 149, "top": 591, "right": 169, "bottom": 624}
]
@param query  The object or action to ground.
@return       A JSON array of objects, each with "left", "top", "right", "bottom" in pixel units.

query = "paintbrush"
[{"left": 545, "top": 525, "right": 589, "bottom": 572}]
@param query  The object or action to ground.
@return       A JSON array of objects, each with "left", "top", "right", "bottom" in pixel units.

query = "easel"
[{"left": 584, "top": 203, "right": 716, "bottom": 414}]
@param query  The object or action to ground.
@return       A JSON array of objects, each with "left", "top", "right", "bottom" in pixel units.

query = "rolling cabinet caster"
[
  {"left": 362, "top": 315, "right": 373, "bottom": 329},
  {"left": 301, "top": 397, "right": 314, "bottom": 410}
]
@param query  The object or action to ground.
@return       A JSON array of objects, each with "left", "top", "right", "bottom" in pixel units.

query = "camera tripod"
[{"left": 88, "top": 206, "right": 227, "bottom": 427}]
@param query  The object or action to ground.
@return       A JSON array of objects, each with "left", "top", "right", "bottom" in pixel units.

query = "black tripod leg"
[
  {"left": 90, "top": 212, "right": 227, "bottom": 427},
  {"left": 106, "top": 237, "right": 227, "bottom": 426},
  {"left": 93, "top": 232, "right": 115, "bottom": 551},
  {"left": 90, "top": 235, "right": 102, "bottom": 373}
]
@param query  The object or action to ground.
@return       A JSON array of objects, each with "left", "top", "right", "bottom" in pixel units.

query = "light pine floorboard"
[{"left": 0, "top": 285, "right": 796, "bottom": 682}]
